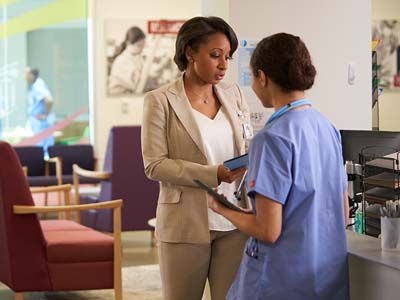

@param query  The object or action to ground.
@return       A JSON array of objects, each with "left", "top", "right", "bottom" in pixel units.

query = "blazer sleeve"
[{"left": 141, "top": 91, "right": 219, "bottom": 187}]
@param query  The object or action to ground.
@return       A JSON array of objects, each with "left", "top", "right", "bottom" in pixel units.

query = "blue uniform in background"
[
  {"left": 228, "top": 106, "right": 349, "bottom": 300},
  {"left": 27, "top": 77, "right": 54, "bottom": 154}
]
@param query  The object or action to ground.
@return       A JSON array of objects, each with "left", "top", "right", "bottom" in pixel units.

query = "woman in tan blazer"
[{"left": 141, "top": 16, "right": 252, "bottom": 300}]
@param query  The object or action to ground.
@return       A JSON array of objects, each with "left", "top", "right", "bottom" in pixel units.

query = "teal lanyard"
[{"left": 266, "top": 99, "right": 312, "bottom": 126}]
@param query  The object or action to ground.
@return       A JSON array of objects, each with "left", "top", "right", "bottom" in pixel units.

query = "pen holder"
[{"left": 381, "top": 217, "right": 400, "bottom": 251}]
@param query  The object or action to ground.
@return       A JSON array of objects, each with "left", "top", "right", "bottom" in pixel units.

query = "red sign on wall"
[{"left": 147, "top": 20, "right": 186, "bottom": 34}]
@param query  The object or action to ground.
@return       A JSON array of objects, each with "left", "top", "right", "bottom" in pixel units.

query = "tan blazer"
[{"left": 141, "top": 76, "right": 250, "bottom": 244}]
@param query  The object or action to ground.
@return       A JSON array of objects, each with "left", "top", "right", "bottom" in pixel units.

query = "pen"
[{"left": 234, "top": 170, "right": 247, "bottom": 201}]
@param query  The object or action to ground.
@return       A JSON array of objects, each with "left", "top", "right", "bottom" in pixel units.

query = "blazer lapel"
[
  {"left": 166, "top": 77, "right": 208, "bottom": 158},
  {"left": 214, "top": 85, "right": 243, "bottom": 154}
]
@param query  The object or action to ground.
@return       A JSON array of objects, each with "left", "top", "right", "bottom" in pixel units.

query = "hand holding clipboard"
[{"left": 194, "top": 179, "right": 251, "bottom": 214}]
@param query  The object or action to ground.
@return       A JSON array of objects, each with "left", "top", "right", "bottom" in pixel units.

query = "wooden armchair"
[
  {"left": 0, "top": 141, "right": 123, "bottom": 300},
  {"left": 30, "top": 184, "right": 72, "bottom": 219},
  {"left": 14, "top": 146, "right": 62, "bottom": 186},
  {"left": 72, "top": 126, "right": 159, "bottom": 233},
  {"left": 73, "top": 165, "right": 111, "bottom": 223},
  {"left": 48, "top": 144, "right": 100, "bottom": 185}
]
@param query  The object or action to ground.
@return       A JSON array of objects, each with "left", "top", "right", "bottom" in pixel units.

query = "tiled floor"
[{"left": 121, "top": 230, "right": 158, "bottom": 267}]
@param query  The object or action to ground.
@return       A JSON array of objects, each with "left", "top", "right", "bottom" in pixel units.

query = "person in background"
[
  {"left": 25, "top": 67, "right": 54, "bottom": 155},
  {"left": 141, "top": 16, "right": 252, "bottom": 300},
  {"left": 108, "top": 26, "right": 146, "bottom": 94},
  {"left": 209, "top": 32, "right": 350, "bottom": 300}
]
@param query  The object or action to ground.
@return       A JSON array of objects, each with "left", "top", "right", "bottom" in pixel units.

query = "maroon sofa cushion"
[
  {"left": 48, "top": 261, "right": 113, "bottom": 291},
  {"left": 44, "top": 229, "right": 113, "bottom": 263},
  {"left": 40, "top": 220, "right": 92, "bottom": 232}
]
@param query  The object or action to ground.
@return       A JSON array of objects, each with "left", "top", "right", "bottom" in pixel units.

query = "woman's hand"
[{"left": 217, "top": 165, "right": 246, "bottom": 184}]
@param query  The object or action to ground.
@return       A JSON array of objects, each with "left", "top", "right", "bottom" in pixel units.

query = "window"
[{"left": 0, "top": 0, "right": 90, "bottom": 152}]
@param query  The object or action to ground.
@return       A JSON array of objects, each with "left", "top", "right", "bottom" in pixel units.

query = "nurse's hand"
[
  {"left": 35, "top": 113, "right": 47, "bottom": 120},
  {"left": 207, "top": 194, "right": 226, "bottom": 215},
  {"left": 208, "top": 195, "right": 252, "bottom": 215},
  {"left": 217, "top": 165, "right": 246, "bottom": 184}
]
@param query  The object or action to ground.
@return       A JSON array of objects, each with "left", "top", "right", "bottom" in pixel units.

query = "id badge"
[{"left": 242, "top": 123, "right": 254, "bottom": 140}]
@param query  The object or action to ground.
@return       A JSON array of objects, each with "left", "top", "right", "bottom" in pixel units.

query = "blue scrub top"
[
  {"left": 27, "top": 77, "right": 54, "bottom": 153},
  {"left": 228, "top": 107, "right": 349, "bottom": 300},
  {"left": 27, "top": 77, "right": 52, "bottom": 118}
]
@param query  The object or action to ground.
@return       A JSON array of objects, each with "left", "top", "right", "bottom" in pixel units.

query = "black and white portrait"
[
  {"left": 372, "top": 20, "right": 400, "bottom": 89},
  {"left": 105, "top": 19, "right": 183, "bottom": 95}
]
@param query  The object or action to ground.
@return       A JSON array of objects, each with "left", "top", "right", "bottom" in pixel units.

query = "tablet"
[
  {"left": 223, "top": 153, "right": 248, "bottom": 171},
  {"left": 194, "top": 179, "right": 246, "bottom": 213}
]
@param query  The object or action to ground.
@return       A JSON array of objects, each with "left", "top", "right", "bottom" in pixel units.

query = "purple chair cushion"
[
  {"left": 48, "top": 145, "right": 95, "bottom": 175},
  {"left": 28, "top": 176, "right": 60, "bottom": 187},
  {"left": 58, "top": 174, "right": 100, "bottom": 185},
  {"left": 14, "top": 146, "right": 45, "bottom": 176},
  {"left": 81, "top": 126, "right": 159, "bottom": 232}
]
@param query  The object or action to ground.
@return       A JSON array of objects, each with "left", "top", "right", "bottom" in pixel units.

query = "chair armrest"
[
  {"left": 45, "top": 156, "right": 63, "bottom": 185},
  {"left": 30, "top": 184, "right": 72, "bottom": 219},
  {"left": 13, "top": 199, "right": 123, "bottom": 214},
  {"left": 47, "top": 156, "right": 61, "bottom": 164},
  {"left": 14, "top": 198, "right": 124, "bottom": 288},
  {"left": 22, "top": 166, "right": 28, "bottom": 177},
  {"left": 72, "top": 164, "right": 111, "bottom": 223},
  {"left": 30, "top": 184, "right": 71, "bottom": 194},
  {"left": 73, "top": 164, "right": 111, "bottom": 180},
  {"left": 94, "top": 157, "right": 99, "bottom": 171}
]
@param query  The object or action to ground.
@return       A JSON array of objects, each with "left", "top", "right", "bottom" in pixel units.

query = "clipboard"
[
  {"left": 223, "top": 153, "right": 248, "bottom": 170},
  {"left": 194, "top": 179, "right": 249, "bottom": 213}
]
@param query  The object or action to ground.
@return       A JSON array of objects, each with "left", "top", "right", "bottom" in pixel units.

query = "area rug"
[{"left": 26, "top": 264, "right": 162, "bottom": 300}]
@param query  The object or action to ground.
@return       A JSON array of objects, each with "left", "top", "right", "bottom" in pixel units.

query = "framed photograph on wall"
[
  {"left": 372, "top": 20, "right": 400, "bottom": 89},
  {"left": 105, "top": 19, "right": 185, "bottom": 96}
]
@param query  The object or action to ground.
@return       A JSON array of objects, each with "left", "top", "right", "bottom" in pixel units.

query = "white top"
[
  {"left": 191, "top": 107, "right": 238, "bottom": 231},
  {"left": 108, "top": 49, "right": 143, "bottom": 94}
]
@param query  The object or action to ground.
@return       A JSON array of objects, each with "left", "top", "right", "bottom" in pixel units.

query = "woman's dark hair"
[
  {"left": 113, "top": 26, "right": 146, "bottom": 60},
  {"left": 174, "top": 16, "right": 238, "bottom": 71},
  {"left": 250, "top": 33, "right": 316, "bottom": 92}
]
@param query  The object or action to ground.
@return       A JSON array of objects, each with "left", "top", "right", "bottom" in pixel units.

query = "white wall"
[
  {"left": 228, "top": 0, "right": 372, "bottom": 131},
  {"left": 91, "top": 0, "right": 374, "bottom": 161},
  {"left": 372, "top": 0, "right": 400, "bottom": 131},
  {"left": 91, "top": 0, "right": 201, "bottom": 162},
  {"left": 202, "top": 0, "right": 229, "bottom": 20}
]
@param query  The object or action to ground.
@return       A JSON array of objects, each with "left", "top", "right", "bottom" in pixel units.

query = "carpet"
[{"left": 11, "top": 265, "right": 162, "bottom": 300}]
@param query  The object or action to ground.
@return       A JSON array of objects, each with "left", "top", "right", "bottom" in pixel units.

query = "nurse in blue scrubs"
[
  {"left": 208, "top": 33, "right": 349, "bottom": 300},
  {"left": 25, "top": 67, "right": 55, "bottom": 155}
]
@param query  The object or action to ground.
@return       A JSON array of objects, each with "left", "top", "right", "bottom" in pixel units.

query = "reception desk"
[{"left": 347, "top": 230, "right": 400, "bottom": 300}]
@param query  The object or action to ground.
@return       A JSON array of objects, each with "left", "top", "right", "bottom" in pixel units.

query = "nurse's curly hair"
[{"left": 250, "top": 33, "right": 316, "bottom": 92}]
